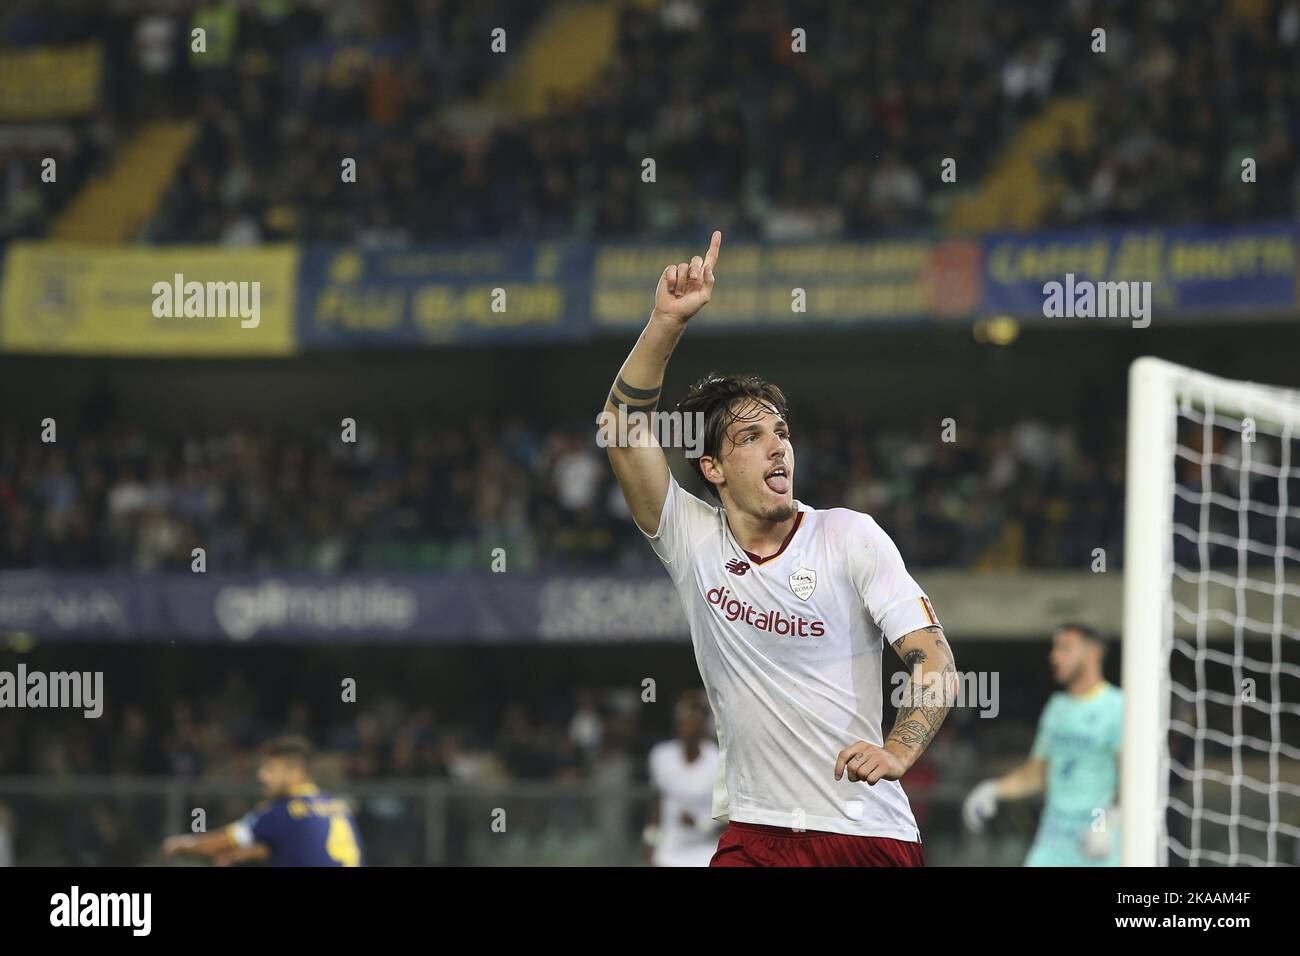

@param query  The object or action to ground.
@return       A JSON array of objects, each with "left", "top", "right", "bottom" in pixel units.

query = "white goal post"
[{"left": 1122, "top": 356, "right": 1300, "bottom": 866}]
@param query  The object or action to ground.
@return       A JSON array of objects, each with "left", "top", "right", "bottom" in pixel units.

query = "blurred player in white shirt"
[{"left": 644, "top": 693, "right": 721, "bottom": 867}]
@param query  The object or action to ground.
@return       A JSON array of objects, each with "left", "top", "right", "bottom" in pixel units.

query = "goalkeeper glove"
[{"left": 962, "top": 779, "right": 1000, "bottom": 833}]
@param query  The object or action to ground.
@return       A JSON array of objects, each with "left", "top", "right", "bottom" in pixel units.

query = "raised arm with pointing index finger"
[{"left": 602, "top": 230, "right": 721, "bottom": 535}]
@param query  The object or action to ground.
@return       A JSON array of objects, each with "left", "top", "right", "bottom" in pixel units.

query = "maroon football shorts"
[{"left": 709, "top": 821, "right": 925, "bottom": 867}]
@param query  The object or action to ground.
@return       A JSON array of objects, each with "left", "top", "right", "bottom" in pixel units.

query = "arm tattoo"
[
  {"left": 885, "top": 626, "right": 953, "bottom": 752},
  {"left": 891, "top": 624, "right": 944, "bottom": 649},
  {"left": 608, "top": 376, "right": 661, "bottom": 412},
  {"left": 887, "top": 659, "right": 957, "bottom": 754}
]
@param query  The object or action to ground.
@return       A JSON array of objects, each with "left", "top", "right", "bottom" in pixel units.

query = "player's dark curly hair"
[{"left": 675, "top": 372, "right": 790, "bottom": 501}]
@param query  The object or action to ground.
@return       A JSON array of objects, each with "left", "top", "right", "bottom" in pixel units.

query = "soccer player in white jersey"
[
  {"left": 602, "top": 231, "right": 956, "bottom": 867},
  {"left": 962, "top": 623, "right": 1122, "bottom": 866},
  {"left": 644, "top": 692, "right": 722, "bottom": 867}
]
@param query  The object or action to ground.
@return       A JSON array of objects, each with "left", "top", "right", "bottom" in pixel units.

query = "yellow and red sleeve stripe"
[{"left": 919, "top": 596, "right": 939, "bottom": 626}]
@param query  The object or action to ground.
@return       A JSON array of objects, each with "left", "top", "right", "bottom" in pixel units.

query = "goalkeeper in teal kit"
[{"left": 962, "top": 624, "right": 1123, "bottom": 866}]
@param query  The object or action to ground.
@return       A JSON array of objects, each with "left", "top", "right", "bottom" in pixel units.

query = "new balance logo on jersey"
[{"left": 725, "top": 559, "right": 750, "bottom": 576}]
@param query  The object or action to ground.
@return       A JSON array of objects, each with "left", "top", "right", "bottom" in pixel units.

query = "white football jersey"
[
  {"left": 648, "top": 738, "right": 720, "bottom": 867},
  {"left": 641, "top": 474, "right": 942, "bottom": 840}
]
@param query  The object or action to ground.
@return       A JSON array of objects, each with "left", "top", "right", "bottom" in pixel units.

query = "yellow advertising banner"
[
  {"left": 0, "top": 43, "right": 102, "bottom": 119},
  {"left": 1, "top": 243, "right": 299, "bottom": 356}
]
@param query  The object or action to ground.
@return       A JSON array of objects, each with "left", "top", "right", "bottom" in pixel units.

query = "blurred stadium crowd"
[
  {"left": 0, "top": 659, "right": 1002, "bottom": 865},
  {"left": 8, "top": 403, "right": 1294, "bottom": 575},
  {"left": 0, "top": 677, "right": 653, "bottom": 864},
  {"left": 0, "top": 410, "right": 1127, "bottom": 573},
  {"left": 2, "top": 678, "right": 633, "bottom": 782},
  {"left": 4, "top": 0, "right": 1299, "bottom": 245},
  {"left": 9, "top": 402, "right": 1295, "bottom": 575}
]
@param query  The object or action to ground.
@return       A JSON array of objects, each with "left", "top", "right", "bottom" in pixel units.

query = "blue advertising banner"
[
  {"left": 0, "top": 572, "right": 688, "bottom": 643},
  {"left": 982, "top": 223, "right": 1298, "bottom": 319},
  {"left": 296, "top": 243, "right": 594, "bottom": 347},
  {"left": 591, "top": 237, "right": 982, "bottom": 332},
  {"left": 295, "top": 237, "right": 983, "bottom": 347}
]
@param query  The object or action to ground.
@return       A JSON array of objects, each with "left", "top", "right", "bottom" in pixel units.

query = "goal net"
[{"left": 1123, "top": 357, "right": 1300, "bottom": 866}]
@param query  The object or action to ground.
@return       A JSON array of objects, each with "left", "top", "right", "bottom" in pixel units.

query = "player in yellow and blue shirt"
[
  {"left": 962, "top": 624, "right": 1123, "bottom": 866},
  {"left": 162, "top": 735, "right": 364, "bottom": 867}
]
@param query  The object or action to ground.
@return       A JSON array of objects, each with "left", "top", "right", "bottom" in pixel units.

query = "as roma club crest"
[{"left": 789, "top": 567, "right": 816, "bottom": 600}]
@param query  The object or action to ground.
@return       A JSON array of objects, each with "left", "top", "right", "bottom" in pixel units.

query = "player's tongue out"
[{"left": 764, "top": 467, "right": 789, "bottom": 494}]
